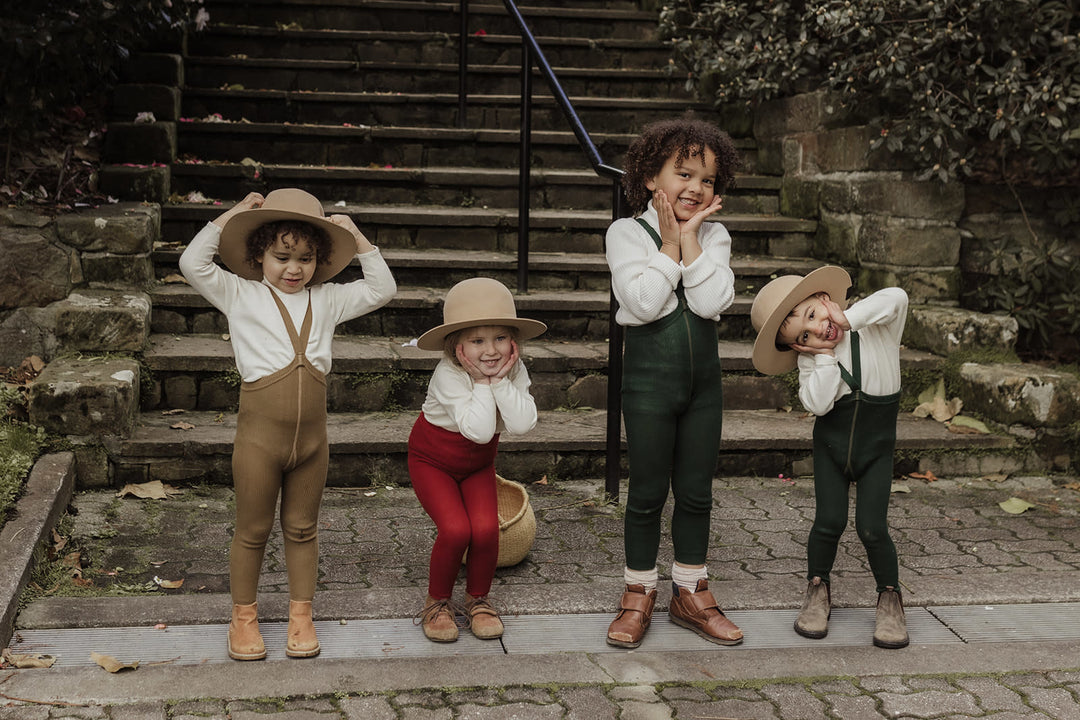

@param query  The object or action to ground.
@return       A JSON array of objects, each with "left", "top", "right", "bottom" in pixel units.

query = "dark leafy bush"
[
  {"left": 661, "top": 0, "right": 1080, "bottom": 185},
  {"left": 0, "top": 0, "right": 203, "bottom": 180}
]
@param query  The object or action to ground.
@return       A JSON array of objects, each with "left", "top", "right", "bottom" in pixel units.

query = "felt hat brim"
[
  {"left": 750, "top": 265, "right": 852, "bottom": 376},
  {"left": 416, "top": 277, "right": 547, "bottom": 351},
  {"left": 217, "top": 188, "right": 356, "bottom": 285}
]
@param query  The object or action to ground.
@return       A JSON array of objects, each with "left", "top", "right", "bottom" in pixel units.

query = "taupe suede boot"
[
  {"left": 286, "top": 600, "right": 321, "bottom": 658},
  {"left": 227, "top": 602, "right": 267, "bottom": 661},
  {"left": 873, "top": 588, "right": 909, "bottom": 649},
  {"left": 793, "top": 577, "right": 831, "bottom": 639}
]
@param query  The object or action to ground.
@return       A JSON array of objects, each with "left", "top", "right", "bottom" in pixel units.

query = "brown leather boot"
[
  {"left": 417, "top": 595, "right": 460, "bottom": 643},
  {"left": 465, "top": 595, "right": 504, "bottom": 639},
  {"left": 285, "top": 600, "right": 321, "bottom": 658},
  {"left": 793, "top": 577, "right": 831, "bottom": 639},
  {"left": 227, "top": 602, "right": 266, "bottom": 661},
  {"left": 873, "top": 588, "right": 909, "bottom": 649},
  {"left": 668, "top": 580, "right": 743, "bottom": 646},
  {"left": 606, "top": 584, "right": 657, "bottom": 648}
]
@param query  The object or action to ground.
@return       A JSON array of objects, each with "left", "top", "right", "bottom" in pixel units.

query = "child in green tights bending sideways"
[{"left": 750, "top": 265, "right": 910, "bottom": 649}]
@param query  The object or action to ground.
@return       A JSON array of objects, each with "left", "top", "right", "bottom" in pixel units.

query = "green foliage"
[
  {"left": 661, "top": 0, "right": 1080, "bottom": 184},
  {"left": 0, "top": 421, "right": 48, "bottom": 522},
  {"left": 0, "top": 0, "right": 203, "bottom": 154}
]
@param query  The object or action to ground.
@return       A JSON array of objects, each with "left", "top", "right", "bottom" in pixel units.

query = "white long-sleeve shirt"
[
  {"left": 798, "top": 287, "right": 909, "bottom": 416},
  {"left": 605, "top": 200, "right": 735, "bottom": 326},
  {"left": 179, "top": 222, "right": 397, "bottom": 382},
  {"left": 420, "top": 358, "right": 538, "bottom": 444}
]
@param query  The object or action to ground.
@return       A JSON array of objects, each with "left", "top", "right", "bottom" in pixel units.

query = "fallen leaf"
[
  {"left": 161, "top": 408, "right": 186, "bottom": 416},
  {"left": 533, "top": 475, "right": 548, "bottom": 485},
  {"left": 116, "top": 480, "right": 182, "bottom": 499},
  {"left": 947, "top": 415, "right": 990, "bottom": 434},
  {"left": 979, "top": 473, "right": 1009, "bottom": 483},
  {"left": 153, "top": 576, "right": 184, "bottom": 589},
  {"left": 161, "top": 273, "right": 187, "bottom": 284},
  {"left": 1063, "top": 482, "right": 1080, "bottom": 492},
  {"left": 91, "top": 651, "right": 138, "bottom": 673},
  {"left": 1, "top": 648, "right": 55, "bottom": 669},
  {"left": 999, "top": 497, "right": 1036, "bottom": 514},
  {"left": 907, "top": 470, "right": 938, "bottom": 483},
  {"left": 170, "top": 421, "right": 196, "bottom": 430},
  {"left": 890, "top": 482, "right": 912, "bottom": 493}
]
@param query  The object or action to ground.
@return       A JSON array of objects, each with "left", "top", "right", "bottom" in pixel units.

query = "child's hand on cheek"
[
  {"left": 652, "top": 190, "right": 682, "bottom": 262},
  {"left": 328, "top": 214, "right": 374, "bottom": 254},
  {"left": 212, "top": 192, "right": 264, "bottom": 228},
  {"left": 455, "top": 344, "right": 490, "bottom": 385},
  {"left": 820, "top": 294, "right": 851, "bottom": 332},
  {"left": 492, "top": 340, "right": 519, "bottom": 383}
]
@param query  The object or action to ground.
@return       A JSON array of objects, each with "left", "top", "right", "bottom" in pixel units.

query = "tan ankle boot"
[
  {"left": 466, "top": 594, "right": 504, "bottom": 640},
  {"left": 418, "top": 595, "right": 459, "bottom": 643},
  {"left": 794, "top": 577, "right": 831, "bottom": 639},
  {"left": 285, "top": 600, "right": 321, "bottom": 658},
  {"left": 873, "top": 588, "right": 909, "bottom": 649},
  {"left": 228, "top": 602, "right": 266, "bottom": 661}
]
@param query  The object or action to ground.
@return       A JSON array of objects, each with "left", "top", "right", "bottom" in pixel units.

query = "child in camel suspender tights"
[{"left": 179, "top": 189, "right": 396, "bottom": 660}]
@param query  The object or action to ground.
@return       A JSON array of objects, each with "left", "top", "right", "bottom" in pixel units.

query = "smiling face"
[
  {"left": 257, "top": 230, "right": 316, "bottom": 294},
  {"left": 457, "top": 325, "right": 515, "bottom": 378},
  {"left": 645, "top": 146, "right": 719, "bottom": 223},
  {"left": 778, "top": 293, "right": 845, "bottom": 351}
]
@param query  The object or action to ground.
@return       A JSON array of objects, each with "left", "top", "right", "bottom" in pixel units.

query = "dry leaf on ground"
[
  {"left": 891, "top": 482, "right": 912, "bottom": 493},
  {"left": 907, "top": 470, "right": 938, "bottom": 483},
  {"left": 153, "top": 576, "right": 185, "bottom": 589},
  {"left": 170, "top": 420, "right": 196, "bottom": 430},
  {"left": 912, "top": 377, "right": 963, "bottom": 422},
  {"left": 91, "top": 651, "right": 138, "bottom": 673},
  {"left": 947, "top": 415, "right": 990, "bottom": 434},
  {"left": 116, "top": 480, "right": 182, "bottom": 500},
  {"left": 1, "top": 648, "right": 56, "bottom": 669},
  {"left": 999, "top": 497, "right": 1036, "bottom": 514}
]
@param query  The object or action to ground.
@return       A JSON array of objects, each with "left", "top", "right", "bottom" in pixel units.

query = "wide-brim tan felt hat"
[
  {"left": 750, "top": 265, "right": 852, "bottom": 376},
  {"left": 416, "top": 277, "right": 548, "bottom": 351},
  {"left": 218, "top": 188, "right": 357, "bottom": 285}
]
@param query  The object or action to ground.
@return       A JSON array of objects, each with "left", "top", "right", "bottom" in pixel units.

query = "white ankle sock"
[
  {"left": 624, "top": 566, "right": 658, "bottom": 591},
  {"left": 671, "top": 563, "right": 707, "bottom": 592}
]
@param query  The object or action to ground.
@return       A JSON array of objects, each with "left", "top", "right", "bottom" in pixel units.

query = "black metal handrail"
[{"left": 457, "top": 1, "right": 629, "bottom": 501}]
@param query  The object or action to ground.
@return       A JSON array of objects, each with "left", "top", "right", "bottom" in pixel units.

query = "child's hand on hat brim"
[
  {"left": 211, "top": 192, "right": 264, "bottom": 228},
  {"left": 328, "top": 214, "right": 374, "bottom": 254}
]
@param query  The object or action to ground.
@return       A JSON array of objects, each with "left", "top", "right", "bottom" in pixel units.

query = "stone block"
[
  {"left": 0, "top": 307, "right": 59, "bottom": 366},
  {"left": 956, "top": 362, "right": 1080, "bottom": 428},
  {"left": 327, "top": 373, "right": 392, "bottom": 412},
  {"left": 163, "top": 375, "right": 198, "bottom": 410},
  {"left": 567, "top": 374, "right": 607, "bottom": 410},
  {"left": 753, "top": 90, "right": 851, "bottom": 139},
  {"left": 820, "top": 176, "right": 965, "bottom": 220},
  {"left": 857, "top": 265, "right": 960, "bottom": 303},
  {"left": 905, "top": 305, "right": 1018, "bottom": 357},
  {"left": 529, "top": 373, "right": 572, "bottom": 411},
  {"left": 99, "top": 165, "right": 171, "bottom": 203},
  {"left": 73, "top": 444, "right": 111, "bottom": 489},
  {"left": 103, "top": 122, "right": 177, "bottom": 164},
  {"left": 121, "top": 52, "right": 184, "bottom": 85},
  {"left": 783, "top": 126, "right": 886, "bottom": 175},
  {"left": 55, "top": 202, "right": 160, "bottom": 253},
  {"left": 28, "top": 356, "right": 140, "bottom": 436},
  {"left": 779, "top": 176, "right": 821, "bottom": 219},
  {"left": 53, "top": 290, "right": 151, "bottom": 353},
  {"left": 722, "top": 375, "right": 791, "bottom": 410},
  {"left": 81, "top": 251, "right": 155, "bottom": 288},
  {"left": 0, "top": 224, "right": 76, "bottom": 309},
  {"left": 110, "top": 84, "right": 181, "bottom": 122},
  {"left": 0, "top": 208, "right": 51, "bottom": 229},
  {"left": 858, "top": 215, "right": 961, "bottom": 267},
  {"left": 813, "top": 211, "right": 860, "bottom": 265}
]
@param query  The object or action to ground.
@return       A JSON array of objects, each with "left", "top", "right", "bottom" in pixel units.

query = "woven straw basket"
[{"left": 462, "top": 475, "right": 536, "bottom": 567}]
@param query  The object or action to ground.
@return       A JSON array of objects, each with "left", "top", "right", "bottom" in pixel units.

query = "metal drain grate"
[{"left": 13, "top": 602, "right": 1073, "bottom": 668}]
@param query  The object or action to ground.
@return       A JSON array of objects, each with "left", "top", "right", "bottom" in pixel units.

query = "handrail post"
[
  {"left": 457, "top": 0, "right": 468, "bottom": 129},
  {"left": 516, "top": 38, "right": 532, "bottom": 293},
  {"left": 604, "top": 184, "right": 629, "bottom": 502}
]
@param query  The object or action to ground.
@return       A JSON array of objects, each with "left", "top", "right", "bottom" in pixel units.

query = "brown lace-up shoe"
[
  {"left": 465, "top": 595, "right": 504, "bottom": 639},
  {"left": 793, "top": 577, "right": 831, "bottom": 639},
  {"left": 668, "top": 580, "right": 743, "bottom": 646},
  {"left": 606, "top": 584, "right": 657, "bottom": 648},
  {"left": 416, "top": 595, "right": 461, "bottom": 643}
]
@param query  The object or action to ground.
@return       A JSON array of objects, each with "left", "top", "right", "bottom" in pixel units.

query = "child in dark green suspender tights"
[
  {"left": 604, "top": 118, "right": 743, "bottom": 648},
  {"left": 750, "top": 266, "right": 910, "bottom": 649}
]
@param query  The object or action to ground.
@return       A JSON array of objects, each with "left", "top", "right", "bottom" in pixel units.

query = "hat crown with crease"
[
  {"left": 217, "top": 188, "right": 356, "bottom": 285},
  {"left": 416, "top": 277, "right": 547, "bottom": 351},
  {"left": 750, "top": 265, "right": 852, "bottom": 376}
]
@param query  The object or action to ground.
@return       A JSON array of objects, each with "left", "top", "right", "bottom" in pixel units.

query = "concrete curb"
[{"left": 0, "top": 452, "right": 75, "bottom": 648}]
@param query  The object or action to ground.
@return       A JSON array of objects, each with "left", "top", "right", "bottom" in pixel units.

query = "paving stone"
[
  {"left": 670, "top": 698, "right": 779, "bottom": 719},
  {"left": 559, "top": 687, "right": 619, "bottom": 720},
  {"left": 954, "top": 677, "right": 1029, "bottom": 713},
  {"left": 340, "top": 695, "right": 397, "bottom": 720},
  {"left": 1022, "top": 687, "right": 1080, "bottom": 717},
  {"left": 760, "top": 682, "right": 830, "bottom": 720},
  {"left": 878, "top": 689, "right": 982, "bottom": 718}
]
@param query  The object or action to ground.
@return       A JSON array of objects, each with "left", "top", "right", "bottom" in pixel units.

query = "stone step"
[
  {"left": 202, "top": 0, "right": 661, "bottom": 39},
  {"left": 158, "top": 203, "right": 815, "bottom": 257},
  {"left": 106, "top": 408, "right": 1022, "bottom": 489},
  {"left": 141, "top": 332, "right": 945, "bottom": 414},
  {"left": 189, "top": 26, "right": 674, "bottom": 67},
  {"left": 168, "top": 164, "right": 780, "bottom": 214},
  {"left": 177, "top": 89, "right": 733, "bottom": 135},
  {"left": 183, "top": 55, "right": 691, "bottom": 99}
]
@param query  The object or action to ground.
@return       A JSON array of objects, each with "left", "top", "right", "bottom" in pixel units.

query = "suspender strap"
[
  {"left": 838, "top": 331, "right": 860, "bottom": 392},
  {"left": 635, "top": 218, "right": 686, "bottom": 302},
  {"left": 267, "top": 287, "right": 314, "bottom": 356}
]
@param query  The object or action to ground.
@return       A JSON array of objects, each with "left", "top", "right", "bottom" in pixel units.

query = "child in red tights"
[{"left": 408, "top": 277, "right": 546, "bottom": 642}]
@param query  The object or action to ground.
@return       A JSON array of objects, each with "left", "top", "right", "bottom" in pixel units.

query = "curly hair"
[
  {"left": 621, "top": 117, "right": 741, "bottom": 213},
  {"left": 244, "top": 220, "right": 333, "bottom": 271}
]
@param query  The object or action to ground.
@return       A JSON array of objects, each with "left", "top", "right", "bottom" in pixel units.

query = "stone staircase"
[{"left": 98, "top": 0, "right": 1025, "bottom": 489}]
